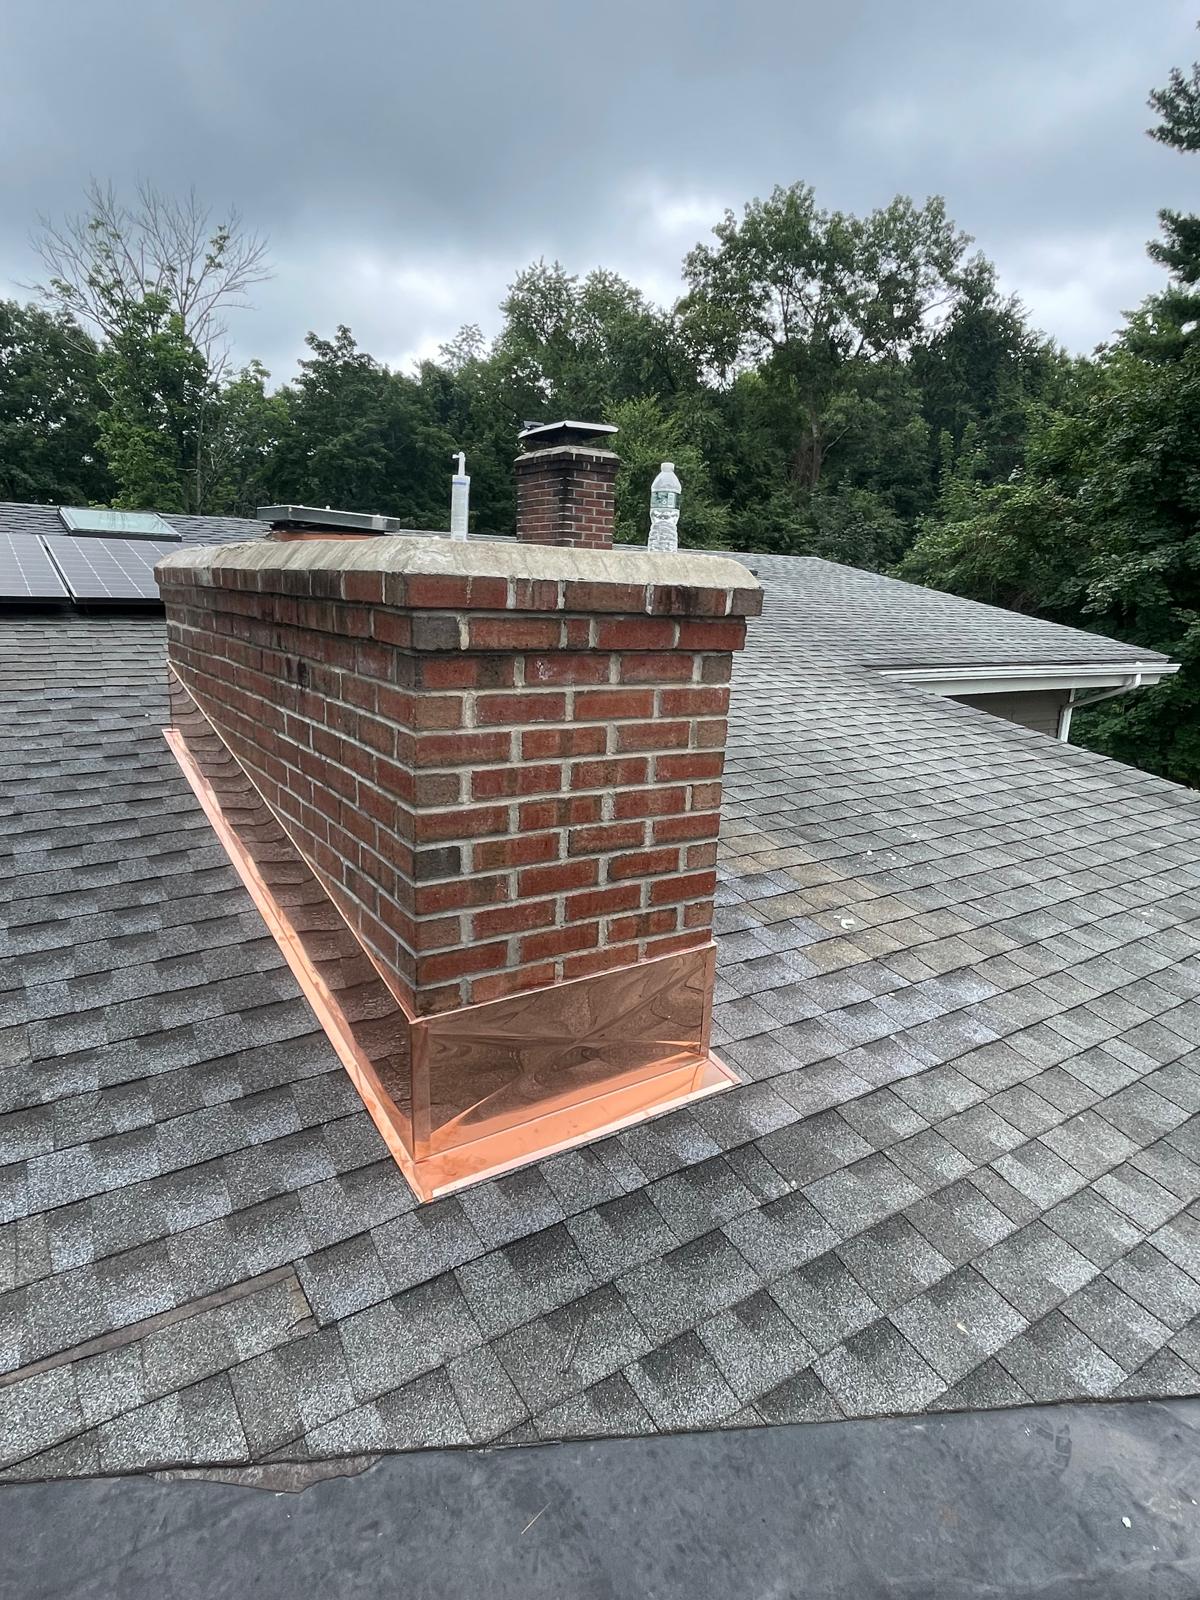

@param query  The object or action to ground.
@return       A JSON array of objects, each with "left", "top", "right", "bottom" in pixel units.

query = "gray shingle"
[
  {"left": 625, "top": 1331, "right": 742, "bottom": 1430},
  {"left": 617, "top": 1229, "right": 760, "bottom": 1342},
  {"left": 338, "top": 1273, "right": 481, "bottom": 1402},
  {"left": 814, "top": 1319, "right": 944, "bottom": 1416},
  {"left": 493, "top": 1284, "right": 651, "bottom": 1412}
]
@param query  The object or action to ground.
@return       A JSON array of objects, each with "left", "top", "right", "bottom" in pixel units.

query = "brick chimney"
[
  {"left": 515, "top": 420, "right": 620, "bottom": 550},
  {"left": 157, "top": 537, "right": 761, "bottom": 1198}
]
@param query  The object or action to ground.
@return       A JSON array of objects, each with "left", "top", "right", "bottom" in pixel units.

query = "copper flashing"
[{"left": 165, "top": 673, "right": 736, "bottom": 1200}]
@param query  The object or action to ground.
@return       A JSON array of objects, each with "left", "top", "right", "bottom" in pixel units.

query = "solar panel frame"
[
  {"left": 57, "top": 506, "right": 181, "bottom": 541},
  {"left": 41, "top": 534, "right": 178, "bottom": 603},
  {"left": 0, "top": 530, "right": 69, "bottom": 600}
]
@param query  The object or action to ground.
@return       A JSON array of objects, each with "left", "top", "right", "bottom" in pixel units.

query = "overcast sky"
[{"left": 2, "top": 0, "right": 1196, "bottom": 383}]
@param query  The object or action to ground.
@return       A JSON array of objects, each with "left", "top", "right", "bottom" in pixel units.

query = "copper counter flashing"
[{"left": 165, "top": 676, "right": 735, "bottom": 1200}]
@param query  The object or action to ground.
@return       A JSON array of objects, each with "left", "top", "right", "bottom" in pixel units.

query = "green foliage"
[
  {"left": 95, "top": 292, "right": 210, "bottom": 511},
  {"left": 0, "top": 300, "right": 110, "bottom": 503},
  {"left": 269, "top": 327, "right": 455, "bottom": 524},
  {"left": 606, "top": 396, "right": 729, "bottom": 548}
]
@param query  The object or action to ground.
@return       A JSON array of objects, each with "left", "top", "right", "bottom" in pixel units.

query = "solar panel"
[
  {"left": 0, "top": 530, "right": 68, "bottom": 600},
  {"left": 41, "top": 534, "right": 179, "bottom": 602},
  {"left": 58, "top": 506, "right": 180, "bottom": 541}
]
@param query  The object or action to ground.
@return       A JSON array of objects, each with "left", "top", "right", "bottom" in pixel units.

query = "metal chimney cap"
[
  {"left": 516, "top": 419, "right": 619, "bottom": 449},
  {"left": 256, "top": 505, "right": 405, "bottom": 534}
]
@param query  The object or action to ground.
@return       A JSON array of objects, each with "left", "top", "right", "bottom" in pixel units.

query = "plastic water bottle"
[{"left": 648, "top": 461, "right": 681, "bottom": 551}]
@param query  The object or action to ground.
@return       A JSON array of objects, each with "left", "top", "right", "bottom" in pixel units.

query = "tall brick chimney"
[
  {"left": 157, "top": 537, "right": 761, "bottom": 1199},
  {"left": 515, "top": 419, "right": 620, "bottom": 550}
]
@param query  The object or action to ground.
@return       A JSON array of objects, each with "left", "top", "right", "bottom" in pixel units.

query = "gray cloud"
[{"left": 1, "top": 0, "right": 1195, "bottom": 380}]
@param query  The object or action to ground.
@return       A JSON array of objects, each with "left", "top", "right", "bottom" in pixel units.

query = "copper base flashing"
[{"left": 164, "top": 682, "right": 735, "bottom": 1200}]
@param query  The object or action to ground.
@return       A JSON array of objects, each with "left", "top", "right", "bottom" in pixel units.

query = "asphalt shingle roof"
[
  {"left": 729, "top": 551, "right": 1169, "bottom": 669},
  {"left": 2, "top": 542, "right": 1199, "bottom": 1479}
]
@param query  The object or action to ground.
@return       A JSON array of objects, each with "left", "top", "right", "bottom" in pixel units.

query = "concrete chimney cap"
[{"left": 156, "top": 533, "right": 761, "bottom": 600}]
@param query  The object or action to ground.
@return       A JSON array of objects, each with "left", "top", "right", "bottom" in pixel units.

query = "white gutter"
[{"left": 880, "top": 661, "right": 1178, "bottom": 699}]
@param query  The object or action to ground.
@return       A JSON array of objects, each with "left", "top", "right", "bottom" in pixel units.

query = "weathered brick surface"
[
  {"left": 159, "top": 541, "right": 760, "bottom": 1016},
  {"left": 515, "top": 445, "right": 619, "bottom": 550}
]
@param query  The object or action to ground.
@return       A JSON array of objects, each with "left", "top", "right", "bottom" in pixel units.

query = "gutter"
[{"left": 878, "top": 661, "right": 1179, "bottom": 743}]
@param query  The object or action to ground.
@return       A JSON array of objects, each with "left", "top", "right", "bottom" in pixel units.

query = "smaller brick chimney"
[{"left": 515, "top": 420, "right": 620, "bottom": 551}]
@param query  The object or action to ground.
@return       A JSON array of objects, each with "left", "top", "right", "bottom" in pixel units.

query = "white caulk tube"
[
  {"left": 648, "top": 461, "right": 681, "bottom": 551},
  {"left": 450, "top": 451, "right": 470, "bottom": 541}
]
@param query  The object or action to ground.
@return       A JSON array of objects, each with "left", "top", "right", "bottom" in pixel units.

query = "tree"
[
  {"left": 205, "top": 361, "right": 290, "bottom": 517},
  {"left": 606, "top": 395, "right": 729, "bottom": 548},
  {"left": 681, "top": 184, "right": 974, "bottom": 491},
  {"left": 94, "top": 291, "right": 210, "bottom": 511},
  {"left": 0, "top": 300, "right": 110, "bottom": 503},
  {"left": 271, "top": 326, "right": 454, "bottom": 523},
  {"left": 31, "top": 180, "right": 271, "bottom": 372},
  {"left": 1147, "top": 37, "right": 1200, "bottom": 304},
  {"left": 31, "top": 181, "right": 272, "bottom": 510},
  {"left": 492, "top": 261, "right": 690, "bottom": 421}
]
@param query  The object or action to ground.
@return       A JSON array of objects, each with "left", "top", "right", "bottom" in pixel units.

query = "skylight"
[{"left": 58, "top": 506, "right": 181, "bottom": 541}]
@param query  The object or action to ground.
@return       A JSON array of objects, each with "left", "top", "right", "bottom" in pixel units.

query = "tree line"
[{"left": 1, "top": 39, "right": 1197, "bottom": 784}]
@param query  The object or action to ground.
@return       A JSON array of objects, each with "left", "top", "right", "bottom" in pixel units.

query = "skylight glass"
[{"left": 58, "top": 507, "right": 181, "bottom": 541}]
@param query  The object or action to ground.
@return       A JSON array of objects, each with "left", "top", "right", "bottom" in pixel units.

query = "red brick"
[
  {"left": 416, "top": 941, "right": 508, "bottom": 984},
  {"left": 608, "top": 908, "right": 678, "bottom": 942},
  {"left": 659, "top": 686, "right": 730, "bottom": 717},
  {"left": 648, "top": 870, "right": 717, "bottom": 905},
  {"left": 695, "top": 718, "right": 729, "bottom": 748},
  {"left": 473, "top": 900, "right": 556, "bottom": 938},
  {"left": 653, "top": 811, "right": 720, "bottom": 843},
  {"left": 613, "top": 786, "right": 687, "bottom": 820},
  {"left": 417, "top": 655, "right": 515, "bottom": 690},
  {"left": 473, "top": 832, "right": 560, "bottom": 871},
  {"left": 562, "top": 580, "right": 648, "bottom": 613},
  {"left": 614, "top": 721, "right": 690, "bottom": 753},
  {"left": 683, "top": 899, "right": 714, "bottom": 929},
  {"left": 686, "top": 841, "right": 718, "bottom": 869},
  {"left": 594, "top": 618, "right": 675, "bottom": 650},
  {"left": 518, "top": 859, "right": 599, "bottom": 897},
  {"left": 571, "top": 756, "right": 647, "bottom": 790},
  {"left": 608, "top": 847, "right": 680, "bottom": 881},
  {"left": 565, "top": 884, "right": 640, "bottom": 919},
  {"left": 413, "top": 730, "right": 512, "bottom": 768},
  {"left": 412, "top": 804, "right": 508, "bottom": 843},
  {"left": 475, "top": 692, "right": 567, "bottom": 725},
  {"left": 574, "top": 688, "right": 655, "bottom": 721},
  {"left": 467, "top": 616, "right": 561, "bottom": 651},
  {"left": 655, "top": 752, "right": 724, "bottom": 781},
  {"left": 562, "top": 943, "right": 639, "bottom": 980},
  {"left": 472, "top": 762, "right": 562, "bottom": 800},
  {"left": 519, "top": 795, "right": 601, "bottom": 830},
  {"left": 678, "top": 619, "right": 745, "bottom": 650},
  {"left": 524, "top": 652, "right": 612, "bottom": 686},
  {"left": 568, "top": 821, "right": 646, "bottom": 855},
  {"left": 619, "top": 653, "right": 695, "bottom": 684},
  {"left": 521, "top": 922, "right": 600, "bottom": 962},
  {"left": 413, "top": 875, "right": 509, "bottom": 914},
  {"left": 523, "top": 725, "right": 606, "bottom": 759},
  {"left": 469, "top": 963, "right": 556, "bottom": 1004}
]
